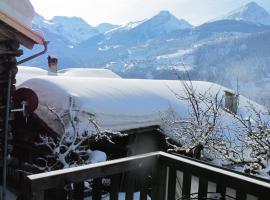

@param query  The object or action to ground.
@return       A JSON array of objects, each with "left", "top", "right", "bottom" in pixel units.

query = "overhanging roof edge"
[{"left": 0, "top": 9, "right": 45, "bottom": 48}]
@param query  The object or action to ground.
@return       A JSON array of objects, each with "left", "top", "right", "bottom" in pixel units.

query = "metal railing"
[{"left": 25, "top": 151, "right": 270, "bottom": 200}]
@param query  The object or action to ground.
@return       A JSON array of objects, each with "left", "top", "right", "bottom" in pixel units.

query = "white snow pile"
[
  {"left": 17, "top": 66, "right": 121, "bottom": 86},
  {"left": 87, "top": 150, "right": 107, "bottom": 164},
  {"left": 16, "top": 66, "right": 57, "bottom": 85},
  {"left": 0, "top": 0, "right": 34, "bottom": 28},
  {"left": 58, "top": 68, "right": 122, "bottom": 78}
]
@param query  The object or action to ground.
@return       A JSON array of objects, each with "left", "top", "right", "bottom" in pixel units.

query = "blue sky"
[{"left": 30, "top": 0, "right": 270, "bottom": 26}]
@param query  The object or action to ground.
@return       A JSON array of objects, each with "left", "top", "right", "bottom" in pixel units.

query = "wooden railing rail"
[{"left": 26, "top": 151, "right": 270, "bottom": 200}]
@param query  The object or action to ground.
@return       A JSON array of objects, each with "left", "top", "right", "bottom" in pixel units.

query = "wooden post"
[
  {"left": 92, "top": 178, "right": 102, "bottom": 200},
  {"left": 167, "top": 167, "right": 176, "bottom": 200},
  {"left": 139, "top": 170, "right": 149, "bottom": 200},
  {"left": 182, "top": 172, "right": 191, "bottom": 199},
  {"left": 198, "top": 177, "right": 208, "bottom": 199},
  {"left": 110, "top": 175, "right": 120, "bottom": 200},
  {"left": 73, "top": 182, "right": 84, "bottom": 200},
  {"left": 125, "top": 172, "right": 135, "bottom": 200},
  {"left": 151, "top": 159, "right": 167, "bottom": 200},
  {"left": 216, "top": 183, "right": 226, "bottom": 199}
]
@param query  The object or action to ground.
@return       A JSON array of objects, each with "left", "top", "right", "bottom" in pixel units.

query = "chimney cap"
[{"left": 48, "top": 55, "right": 58, "bottom": 59}]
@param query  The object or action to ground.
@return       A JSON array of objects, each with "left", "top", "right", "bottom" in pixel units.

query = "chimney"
[
  {"left": 47, "top": 55, "right": 58, "bottom": 72},
  {"left": 224, "top": 90, "right": 238, "bottom": 114}
]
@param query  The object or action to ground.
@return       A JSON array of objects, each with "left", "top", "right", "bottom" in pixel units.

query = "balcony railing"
[{"left": 25, "top": 151, "right": 270, "bottom": 200}]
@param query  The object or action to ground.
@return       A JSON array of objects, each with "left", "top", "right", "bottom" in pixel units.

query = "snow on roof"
[
  {"left": 0, "top": 0, "right": 45, "bottom": 47},
  {"left": 19, "top": 76, "right": 187, "bottom": 134},
  {"left": 17, "top": 66, "right": 121, "bottom": 86},
  {"left": 0, "top": 0, "right": 34, "bottom": 28},
  {"left": 16, "top": 66, "right": 56, "bottom": 86},
  {"left": 17, "top": 70, "right": 263, "bottom": 140},
  {"left": 58, "top": 68, "right": 122, "bottom": 79}
]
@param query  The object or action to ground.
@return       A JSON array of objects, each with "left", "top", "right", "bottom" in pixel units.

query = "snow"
[
  {"left": 98, "top": 45, "right": 120, "bottom": 51},
  {"left": 16, "top": 67, "right": 262, "bottom": 141},
  {"left": 107, "top": 10, "right": 192, "bottom": 36},
  {"left": 17, "top": 66, "right": 121, "bottom": 86},
  {"left": 58, "top": 68, "right": 121, "bottom": 78},
  {"left": 33, "top": 14, "right": 99, "bottom": 44},
  {"left": 87, "top": 150, "right": 107, "bottom": 163},
  {"left": 0, "top": 0, "right": 34, "bottom": 28},
  {"left": 16, "top": 66, "right": 56, "bottom": 85},
  {"left": 157, "top": 49, "right": 192, "bottom": 59},
  {"left": 219, "top": 1, "right": 270, "bottom": 25},
  {"left": 107, "top": 20, "right": 147, "bottom": 33},
  {"left": 96, "top": 23, "right": 119, "bottom": 34}
]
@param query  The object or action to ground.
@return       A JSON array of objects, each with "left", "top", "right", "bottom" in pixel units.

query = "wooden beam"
[
  {"left": 0, "top": 10, "right": 45, "bottom": 48},
  {"left": 27, "top": 152, "right": 160, "bottom": 192}
]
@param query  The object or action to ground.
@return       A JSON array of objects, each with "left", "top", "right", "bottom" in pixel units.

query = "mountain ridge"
[
  {"left": 219, "top": 1, "right": 270, "bottom": 25},
  {"left": 23, "top": 2, "right": 270, "bottom": 105}
]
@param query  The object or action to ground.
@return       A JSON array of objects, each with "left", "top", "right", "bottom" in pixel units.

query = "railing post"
[
  {"left": 92, "top": 178, "right": 102, "bottom": 200},
  {"left": 167, "top": 167, "right": 176, "bottom": 200},
  {"left": 182, "top": 172, "right": 191, "bottom": 199},
  {"left": 151, "top": 157, "right": 167, "bottom": 200},
  {"left": 110, "top": 175, "right": 120, "bottom": 200},
  {"left": 139, "top": 170, "right": 149, "bottom": 200},
  {"left": 198, "top": 177, "right": 208, "bottom": 199},
  {"left": 125, "top": 173, "right": 135, "bottom": 200},
  {"left": 73, "top": 182, "right": 84, "bottom": 200},
  {"left": 216, "top": 183, "right": 226, "bottom": 198}
]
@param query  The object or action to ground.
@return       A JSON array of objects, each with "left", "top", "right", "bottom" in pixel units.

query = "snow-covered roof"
[
  {"left": 0, "top": 0, "right": 45, "bottom": 47},
  {"left": 17, "top": 66, "right": 121, "bottom": 85},
  {"left": 58, "top": 68, "right": 121, "bottom": 79},
  {"left": 0, "top": 0, "right": 34, "bottom": 28},
  {"left": 17, "top": 66, "right": 56, "bottom": 86},
  {"left": 17, "top": 67, "right": 263, "bottom": 140}
]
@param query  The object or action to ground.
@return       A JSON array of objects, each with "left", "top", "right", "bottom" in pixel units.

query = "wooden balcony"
[{"left": 25, "top": 151, "right": 270, "bottom": 200}]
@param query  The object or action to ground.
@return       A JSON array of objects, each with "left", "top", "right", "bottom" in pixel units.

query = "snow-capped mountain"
[
  {"left": 103, "top": 10, "right": 192, "bottom": 47},
  {"left": 33, "top": 14, "right": 99, "bottom": 44},
  {"left": 23, "top": 3, "right": 270, "bottom": 105},
  {"left": 96, "top": 23, "right": 119, "bottom": 34},
  {"left": 220, "top": 1, "right": 270, "bottom": 25},
  {"left": 109, "top": 11, "right": 192, "bottom": 35},
  {"left": 141, "top": 10, "right": 192, "bottom": 31}
]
